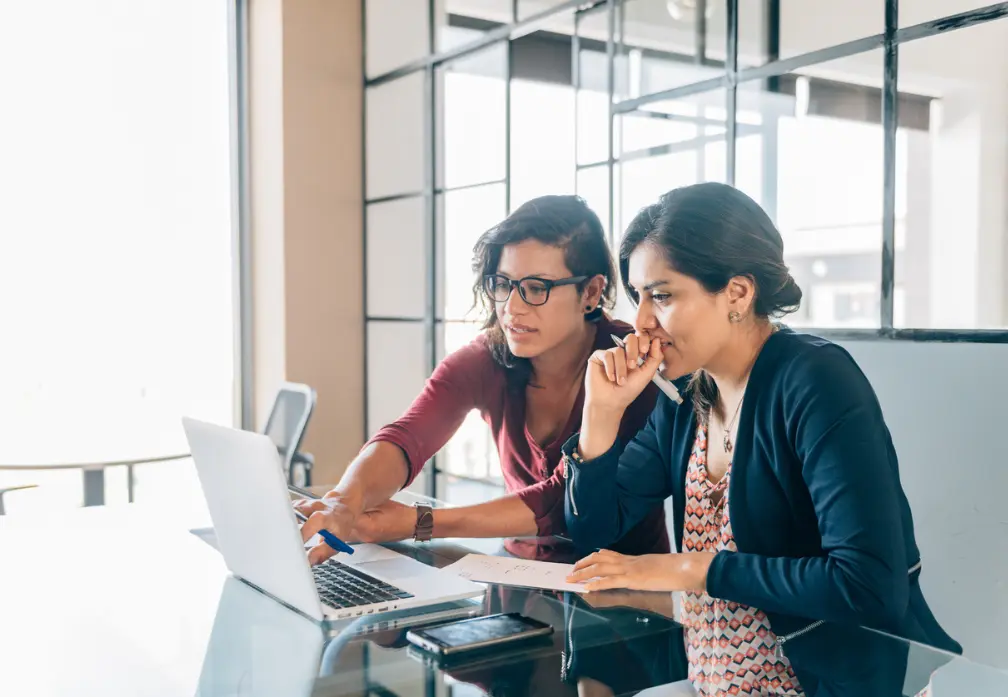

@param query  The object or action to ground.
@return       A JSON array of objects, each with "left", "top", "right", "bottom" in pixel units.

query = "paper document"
[{"left": 444, "top": 553, "right": 587, "bottom": 593}]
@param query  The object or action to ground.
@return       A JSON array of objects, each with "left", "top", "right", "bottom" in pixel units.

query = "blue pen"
[{"left": 295, "top": 510, "right": 355, "bottom": 555}]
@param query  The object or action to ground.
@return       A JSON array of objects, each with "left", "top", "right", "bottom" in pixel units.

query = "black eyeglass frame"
[{"left": 483, "top": 274, "right": 589, "bottom": 307}]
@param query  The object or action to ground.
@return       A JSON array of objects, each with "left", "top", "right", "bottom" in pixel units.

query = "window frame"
[{"left": 362, "top": 0, "right": 1008, "bottom": 496}]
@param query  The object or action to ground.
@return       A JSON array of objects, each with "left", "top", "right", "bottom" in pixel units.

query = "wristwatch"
[{"left": 413, "top": 503, "right": 434, "bottom": 542}]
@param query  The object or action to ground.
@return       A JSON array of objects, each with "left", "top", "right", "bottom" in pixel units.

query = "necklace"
[
  {"left": 721, "top": 396, "right": 744, "bottom": 454},
  {"left": 716, "top": 323, "right": 780, "bottom": 454}
]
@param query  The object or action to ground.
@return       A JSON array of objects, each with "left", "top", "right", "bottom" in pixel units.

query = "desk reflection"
[
  {"left": 196, "top": 576, "right": 325, "bottom": 697},
  {"left": 194, "top": 536, "right": 1003, "bottom": 697}
]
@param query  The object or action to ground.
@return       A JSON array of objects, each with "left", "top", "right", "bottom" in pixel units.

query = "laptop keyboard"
[{"left": 312, "top": 558, "right": 414, "bottom": 610}]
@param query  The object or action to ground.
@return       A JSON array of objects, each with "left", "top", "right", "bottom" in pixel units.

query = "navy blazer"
[{"left": 563, "top": 328, "right": 961, "bottom": 693}]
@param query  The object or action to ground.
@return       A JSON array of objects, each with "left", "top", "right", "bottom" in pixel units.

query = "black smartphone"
[{"left": 406, "top": 612, "right": 553, "bottom": 657}]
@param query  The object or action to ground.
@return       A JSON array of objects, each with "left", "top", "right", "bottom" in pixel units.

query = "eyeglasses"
[{"left": 483, "top": 274, "right": 587, "bottom": 307}]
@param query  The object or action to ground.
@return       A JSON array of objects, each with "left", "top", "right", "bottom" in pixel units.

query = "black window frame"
[{"left": 362, "top": 0, "right": 1008, "bottom": 496}]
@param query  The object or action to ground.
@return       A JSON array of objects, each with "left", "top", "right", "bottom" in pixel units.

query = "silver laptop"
[{"left": 183, "top": 417, "right": 485, "bottom": 623}]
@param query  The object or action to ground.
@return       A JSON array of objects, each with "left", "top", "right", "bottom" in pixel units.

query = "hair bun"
[
  {"left": 771, "top": 273, "right": 803, "bottom": 316},
  {"left": 619, "top": 183, "right": 802, "bottom": 320}
]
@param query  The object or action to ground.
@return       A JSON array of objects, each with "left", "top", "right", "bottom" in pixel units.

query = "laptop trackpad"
[{"left": 357, "top": 558, "right": 433, "bottom": 582}]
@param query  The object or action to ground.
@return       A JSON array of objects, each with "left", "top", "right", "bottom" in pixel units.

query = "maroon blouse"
[{"left": 367, "top": 314, "right": 670, "bottom": 555}]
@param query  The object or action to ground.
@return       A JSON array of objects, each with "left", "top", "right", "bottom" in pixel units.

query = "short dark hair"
[
  {"left": 619, "top": 182, "right": 802, "bottom": 420},
  {"left": 471, "top": 195, "right": 616, "bottom": 386}
]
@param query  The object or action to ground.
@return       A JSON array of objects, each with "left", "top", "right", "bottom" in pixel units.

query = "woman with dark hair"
[
  {"left": 563, "top": 183, "right": 960, "bottom": 695},
  {"left": 298, "top": 195, "right": 668, "bottom": 562}
]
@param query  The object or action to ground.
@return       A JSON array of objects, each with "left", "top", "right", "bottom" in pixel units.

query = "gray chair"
[
  {"left": 262, "top": 382, "right": 317, "bottom": 487},
  {"left": 0, "top": 484, "right": 38, "bottom": 516}
]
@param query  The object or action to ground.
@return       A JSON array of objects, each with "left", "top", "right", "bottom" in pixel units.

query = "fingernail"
[{"left": 618, "top": 377, "right": 625, "bottom": 385}]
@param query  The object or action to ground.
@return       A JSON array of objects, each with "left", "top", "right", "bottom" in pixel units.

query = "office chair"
[
  {"left": 262, "top": 382, "right": 317, "bottom": 487},
  {"left": 0, "top": 484, "right": 38, "bottom": 516}
]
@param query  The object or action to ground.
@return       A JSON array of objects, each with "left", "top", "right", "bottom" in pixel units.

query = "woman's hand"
[
  {"left": 351, "top": 500, "right": 417, "bottom": 544},
  {"left": 579, "top": 333, "right": 663, "bottom": 459},
  {"left": 566, "top": 549, "right": 715, "bottom": 593},
  {"left": 297, "top": 498, "right": 417, "bottom": 565},
  {"left": 296, "top": 494, "right": 362, "bottom": 566},
  {"left": 584, "top": 333, "right": 663, "bottom": 414}
]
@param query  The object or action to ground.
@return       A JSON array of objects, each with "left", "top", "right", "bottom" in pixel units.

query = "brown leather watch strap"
[{"left": 413, "top": 503, "right": 434, "bottom": 542}]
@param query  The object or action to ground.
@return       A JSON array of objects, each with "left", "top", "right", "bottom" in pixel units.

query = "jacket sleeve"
[
  {"left": 563, "top": 402, "right": 672, "bottom": 551},
  {"left": 705, "top": 345, "right": 910, "bottom": 628},
  {"left": 521, "top": 385, "right": 662, "bottom": 538}
]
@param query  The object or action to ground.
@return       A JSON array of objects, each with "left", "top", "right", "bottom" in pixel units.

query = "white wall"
[
  {"left": 249, "top": 0, "right": 365, "bottom": 484},
  {"left": 839, "top": 339, "right": 1008, "bottom": 668}
]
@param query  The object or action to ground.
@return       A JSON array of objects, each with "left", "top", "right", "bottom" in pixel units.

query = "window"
[
  {"left": 510, "top": 79, "right": 577, "bottom": 208},
  {"left": 363, "top": 1, "right": 1008, "bottom": 498},
  {"left": 893, "top": 18, "right": 1008, "bottom": 329},
  {"left": 736, "top": 75, "right": 897, "bottom": 329},
  {"left": 436, "top": 322, "right": 502, "bottom": 482},
  {"left": 0, "top": 0, "right": 238, "bottom": 520}
]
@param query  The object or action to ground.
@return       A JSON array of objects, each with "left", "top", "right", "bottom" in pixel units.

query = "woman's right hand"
[
  {"left": 584, "top": 333, "right": 663, "bottom": 414},
  {"left": 295, "top": 494, "right": 361, "bottom": 566},
  {"left": 578, "top": 334, "right": 662, "bottom": 460}
]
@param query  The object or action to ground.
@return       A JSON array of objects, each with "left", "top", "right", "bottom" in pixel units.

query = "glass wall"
[{"left": 364, "top": 0, "right": 1008, "bottom": 498}]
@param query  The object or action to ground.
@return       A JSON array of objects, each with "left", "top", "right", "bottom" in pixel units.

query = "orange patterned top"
[{"left": 680, "top": 424, "right": 804, "bottom": 696}]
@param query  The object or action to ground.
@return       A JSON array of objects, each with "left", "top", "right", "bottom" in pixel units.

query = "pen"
[
  {"left": 609, "top": 334, "right": 683, "bottom": 404},
  {"left": 291, "top": 493, "right": 356, "bottom": 555},
  {"left": 288, "top": 482, "right": 316, "bottom": 500},
  {"left": 294, "top": 510, "right": 355, "bottom": 555}
]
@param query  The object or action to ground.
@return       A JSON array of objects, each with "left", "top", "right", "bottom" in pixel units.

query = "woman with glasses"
[
  {"left": 563, "top": 183, "right": 960, "bottom": 696},
  {"left": 297, "top": 195, "right": 668, "bottom": 563}
]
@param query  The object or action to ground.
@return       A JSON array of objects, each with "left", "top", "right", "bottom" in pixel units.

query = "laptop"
[{"left": 183, "top": 417, "right": 485, "bottom": 623}]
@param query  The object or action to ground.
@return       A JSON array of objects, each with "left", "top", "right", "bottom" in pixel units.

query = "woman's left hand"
[
  {"left": 566, "top": 549, "right": 715, "bottom": 593},
  {"left": 350, "top": 500, "right": 417, "bottom": 543}
]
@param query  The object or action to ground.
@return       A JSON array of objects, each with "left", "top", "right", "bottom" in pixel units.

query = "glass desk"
[{"left": 0, "top": 504, "right": 1003, "bottom": 697}]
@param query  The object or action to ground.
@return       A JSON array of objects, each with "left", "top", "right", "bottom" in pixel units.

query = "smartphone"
[{"left": 406, "top": 612, "right": 553, "bottom": 657}]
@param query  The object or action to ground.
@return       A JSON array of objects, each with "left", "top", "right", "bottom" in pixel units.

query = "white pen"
[{"left": 610, "top": 334, "right": 683, "bottom": 404}]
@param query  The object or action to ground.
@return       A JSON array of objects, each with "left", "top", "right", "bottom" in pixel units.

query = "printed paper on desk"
[{"left": 444, "top": 554, "right": 588, "bottom": 593}]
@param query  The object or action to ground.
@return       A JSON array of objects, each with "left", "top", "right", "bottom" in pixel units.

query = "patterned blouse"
[{"left": 680, "top": 423, "right": 804, "bottom": 697}]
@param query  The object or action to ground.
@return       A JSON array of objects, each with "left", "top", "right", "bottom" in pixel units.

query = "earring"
[
  {"left": 728, "top": 310, "right": 742, "bottom": 323},
  {"left": 585, "top": 305, "right": 593, "bottom": 312}
]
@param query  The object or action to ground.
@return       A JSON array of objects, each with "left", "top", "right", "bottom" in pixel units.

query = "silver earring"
[{"left": 728, "top": 310, "right": 742, "bottom": 323}]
